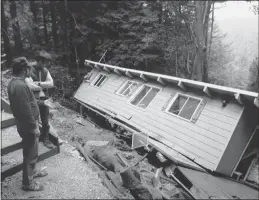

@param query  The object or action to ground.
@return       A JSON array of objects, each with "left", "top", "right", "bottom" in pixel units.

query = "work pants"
[
  {"left": 18, "top": 130, "right": 39, "bottom": 185},
  {"left": 38, "top": 103, "right": 50, "bottom": 141}
]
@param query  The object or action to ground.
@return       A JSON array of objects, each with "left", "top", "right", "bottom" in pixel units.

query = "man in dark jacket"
[
  {"left": 28, "top": 51, "right": 55, "bottom": 149},
  {"left": 7, "top": 57, "right": 47, "bottom": 191}
]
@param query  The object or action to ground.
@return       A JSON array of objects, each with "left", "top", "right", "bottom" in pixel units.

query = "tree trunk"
[
  {"left": 191, "top": 1, "right": 211, "bottom": 82},
  {"left": 9, "top": 1, "right": 23, "bottom": 54},
  {"left": 50, "top": 1, "right": 58, "bottom": 50},
  {"left": 59, "top": 0, "right": 68, "bottom": 51},
  {"left": 1, "top": 0, "right": 12, "bottom": 67},
  {"left": 208, "top": 2, "right": 214, "bottom": 68},
  {"left": 42, "top": 0, "right": 48, "bottom": 44},
  {"left": 30, "top": 1, "right": 41, "bottom": 45},
  {"left": 68, "top": 1, "right": 76, "bottom": 65}
]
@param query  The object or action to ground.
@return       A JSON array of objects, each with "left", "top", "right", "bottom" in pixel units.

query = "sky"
[{"left": 214, "top": 1, "right": 258, "bottom": 20}]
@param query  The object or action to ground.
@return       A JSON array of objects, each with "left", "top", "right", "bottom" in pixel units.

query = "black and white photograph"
[{"left": 1, "top": 0, "right": 258, "bottom": 199}]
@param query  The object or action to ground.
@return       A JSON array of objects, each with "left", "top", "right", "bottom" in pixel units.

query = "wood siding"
[
  {"left": 74, "top": 69, "right": 244, "bottom": 171},
  {"left": 216, "top": 105, "right": 259, "bottom": 176}
]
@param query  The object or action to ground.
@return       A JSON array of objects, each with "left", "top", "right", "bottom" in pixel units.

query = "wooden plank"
[
  {"left": 125, "top": 71, "right": 133, "bottom": 78},
  {"left": 1, "top": 142, "right": 22, "bottom": 155},
  {"left": 196, "top": 121, "right": 231, "bottom": 139},
  {"left": 93, "top": 64, "right": 101, "bottom": 70},
  {"left": 1, "top": 117, "right": 16, "bottom": 129},
  {"left": 234, "top": 93, "right": 243, "bottom": 105},
  {"left": 1, "top": 144, "right": 59, "bottom": 181},
  {"left": 114, "top": 68, "right": 122, "bottom": 75},
  {"left": 157, "top": 77, "right": 166, "bottom": 85},
  {"left": 1, "top": 98, "right": 12, "bottom": 113},
  {"left": 178, "top": 81, "right": 187, "bottom": 91},
  {"left": 201, "top": 109, "right": 237, "bottom": 126},
  {"left": 198, "top": 115, "right": 235, "bottom": 132},
  {"left": 1, "top": 126, "right": 22, "bottom": 149},
  {"left": 104, "top": 66, "right": 112, "bottom": 73},
  {"left": 254, "top": 97, "right": 259, "bottom": 108},
  {"left": 203, "top": 86, "right": 212, "bottom": 97},
  {"left": 140, "top": 73, "right": 148, "bottom": 81},
  {"left": 206, "top": 98, "right": 243, "bottom": 114}
]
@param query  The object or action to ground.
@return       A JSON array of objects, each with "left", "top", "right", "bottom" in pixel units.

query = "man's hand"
[{"left": 32, "top": 127, "right": 41, "bottom": 137}]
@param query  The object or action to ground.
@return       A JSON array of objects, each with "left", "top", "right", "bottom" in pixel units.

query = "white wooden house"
[{"left": 74, "top": 59, "right": 259, "bottom": 182}]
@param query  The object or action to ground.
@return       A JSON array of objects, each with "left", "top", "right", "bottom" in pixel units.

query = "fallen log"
[
  {"left": 120, "top": 167, "right": 163, "bottom": 199},
  {"left": 76, "top": 143, "right": 124, "bottom": 199},
  {"left": 76, "top": 143, "right": 108, "bottom": 170},
  {"left": 99, "top": 170, "right": 124, "bottom": 199}
]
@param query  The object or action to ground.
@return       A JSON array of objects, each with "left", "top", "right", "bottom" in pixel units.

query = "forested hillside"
[
  {"left": 208, "top": 17, "right": 258, "bottom": 91},
  {"left": 1, "top": 0, "right": 258, "bottom": 92}
]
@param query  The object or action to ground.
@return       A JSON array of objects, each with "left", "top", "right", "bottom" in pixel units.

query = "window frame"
[
  {"left": 128, "top": 84, "right": 162, "bottom": 110},
  {"left": 116, "top": 80, "right": 140, "bottom": 97},
  {"left": 90, "top": 73, "right": 108, "bottom": 88},
  {"left": 165, "top": 93, "right": 202, "bottom": 122}
]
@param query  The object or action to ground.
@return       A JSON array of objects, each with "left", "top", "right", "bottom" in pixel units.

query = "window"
[
  {"left": 130, "top": 85, "right": 160, "bottom": 109},
  {"left": 91, "top": 74, "right": 107, "bottom": 87},
  {"left": 166, "top": 93, "right": 201, "bottom": 121},
  {"left": 117, "top": 81, "right": 139, "bottom": 97}
]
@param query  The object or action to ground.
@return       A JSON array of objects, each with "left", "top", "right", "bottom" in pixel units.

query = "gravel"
[{"left": 1, "top": 143, "right": 112, "bottom": 199}]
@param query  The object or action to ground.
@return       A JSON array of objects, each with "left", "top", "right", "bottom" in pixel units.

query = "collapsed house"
[{"left": 73, "top": 59, "right": 259, "bottom": 199}]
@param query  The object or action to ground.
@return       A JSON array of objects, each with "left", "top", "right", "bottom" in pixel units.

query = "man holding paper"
[{"left": 25, "top": 51, "right": 55, "bottom": 149}]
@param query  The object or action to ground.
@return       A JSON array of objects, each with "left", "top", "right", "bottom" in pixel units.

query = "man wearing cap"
[
  {"left": 27, "top": 51, "right": 55, "bottom": 149},
  {"left": 7, "top": 57, "right": 47, "bottom": 191}
]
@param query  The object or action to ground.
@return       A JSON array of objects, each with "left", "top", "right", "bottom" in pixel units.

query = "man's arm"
[
  {"left": 34, "top": 71, "right": 54, "bottom": 89},
  {"left": 14, "top": 84, "right": 38, "bottom": 131},
  {"left": 25, "top": 77, "right": 42, "bottom": 92}
]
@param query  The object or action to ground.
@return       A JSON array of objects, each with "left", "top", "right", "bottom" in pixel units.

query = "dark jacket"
[{"left": 7, "top": 78, "right": 40, "bottom": 135}]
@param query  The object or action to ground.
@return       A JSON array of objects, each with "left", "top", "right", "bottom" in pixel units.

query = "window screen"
[
  {"left": 117, "top": 81, "right": 138, "bottom": 97},
  {"left": 167, "top": 94, "right": 201, "bottom": 120},
  {"left": 130, "top": 85, "right": 160, "bottom": 109},
  {"left": 92, "top": 74, "right": 107, "bottom": 87}
]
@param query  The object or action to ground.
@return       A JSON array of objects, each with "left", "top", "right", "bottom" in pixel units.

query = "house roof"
[
  {"left": 177, "top": 166, "right": 259, "bottom": 199},
  {"left": 85, "top": 59, "right": 259, "bottom": 107}
]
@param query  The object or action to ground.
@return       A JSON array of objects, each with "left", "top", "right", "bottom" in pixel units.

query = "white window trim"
[
  {"left": 128, "top": 84, "right": 162, "bottom": 110},
  {"left": 165, "top": 93, "right": 203, "bottom": 122},
  {"left": 116, "top": 80, "right": 139, "bottom": 97},
  {"left": 90, "top": 73, "right": 108, "bottom": 88}
]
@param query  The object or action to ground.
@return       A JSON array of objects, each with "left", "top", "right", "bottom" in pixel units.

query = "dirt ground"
[{"left": 1, "top": 100, "right": 117, "bottom": 199}]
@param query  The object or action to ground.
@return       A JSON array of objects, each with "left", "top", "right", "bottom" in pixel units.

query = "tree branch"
[
  {"left": 203, "top": 1, "right": 208, "bottom": 25},
  {"left": 65, "top": 2, "right": 84, "bottom": 35},
  {"left": 1, "top": 28, "right": 12, "bottom": 41}
]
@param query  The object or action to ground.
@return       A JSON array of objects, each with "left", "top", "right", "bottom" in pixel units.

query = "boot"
[
  {"left": 22, "top": 181, "right": 44, "bottom": 191},
  {"left": 43, "top": 140, "right": 54, "bottom": 149}
]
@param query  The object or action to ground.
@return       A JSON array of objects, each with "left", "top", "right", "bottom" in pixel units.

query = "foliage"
[{"left": 1, "top": 0, "right": 257, "bottom": 94}]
